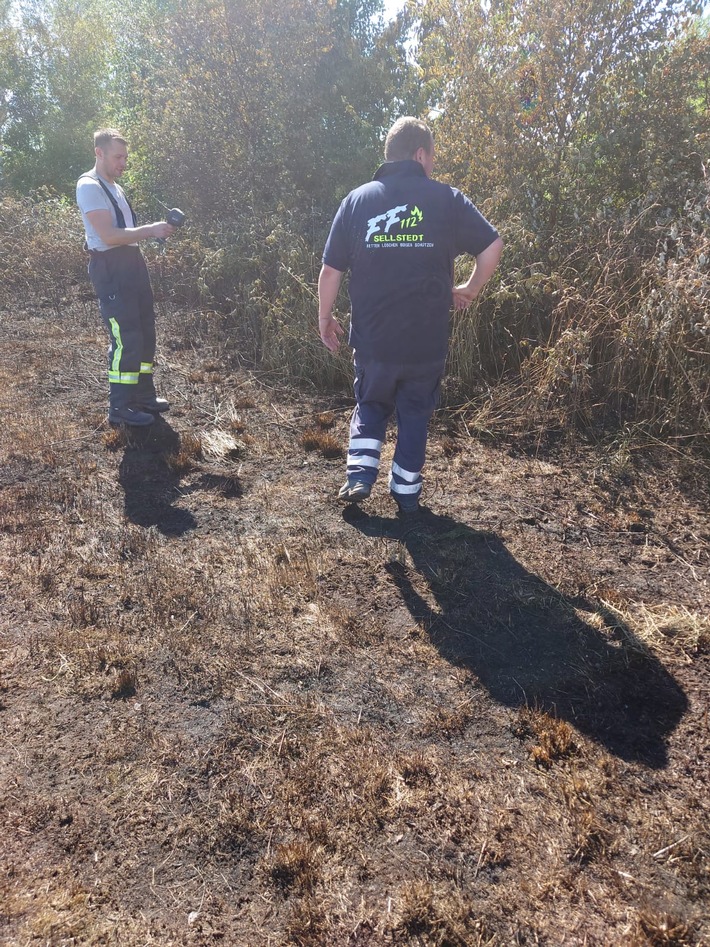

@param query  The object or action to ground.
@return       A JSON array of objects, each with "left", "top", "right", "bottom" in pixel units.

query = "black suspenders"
[{"left": 81, "top": 173, "right": 137, "bottom": 229}]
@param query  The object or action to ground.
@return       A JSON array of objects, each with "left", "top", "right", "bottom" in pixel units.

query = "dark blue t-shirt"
[{"left": 323, "top": 160, "right": 499, "bottom": 364}]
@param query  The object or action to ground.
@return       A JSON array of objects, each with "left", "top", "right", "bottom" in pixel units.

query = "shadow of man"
[
  {"left": 118, "top": 417, "right": 197, "bottom": 537},
  {"left": 344, "top": 507, "right": 688, "bottom": 769}
]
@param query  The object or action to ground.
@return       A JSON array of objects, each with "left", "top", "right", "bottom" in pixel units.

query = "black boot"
[
  {"left": 135, "top": 373, "right": 170, "bottom": 413},
  {"left": 108, "top": 383, "right": 155, "bottom": 427}
]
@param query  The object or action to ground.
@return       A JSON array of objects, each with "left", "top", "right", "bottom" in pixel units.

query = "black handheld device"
[{"left": 166, "top": 207, "right": 187, "bottom": 228}]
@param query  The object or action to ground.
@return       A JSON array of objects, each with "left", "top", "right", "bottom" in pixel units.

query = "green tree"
[
  {"left": 0, "top": 0, "right": 114, "bottom": 193},
  {"left": 109, "top": 0, "right": 419, "bottom": 225},
  {"left": 416, "top": 0, "right": 706, "bottom": 249}
]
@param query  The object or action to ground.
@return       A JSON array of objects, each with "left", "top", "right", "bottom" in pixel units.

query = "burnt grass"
[{"left": 1, "top": 293, "right": 709, "bottom": 947}]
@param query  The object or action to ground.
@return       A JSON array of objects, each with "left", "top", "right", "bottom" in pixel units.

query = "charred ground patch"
[{"left": 1, "top": 299, "right": 708, "bottom": 946}]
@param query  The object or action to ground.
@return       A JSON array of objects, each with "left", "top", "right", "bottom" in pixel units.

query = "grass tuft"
[
  {"left": 313, "top": 411, "right": 336, "bottom": 429},
  {"left": 633, "top": 909, "right": 693, "bottom": 946},
  {"left": 570, "top": 808, "right": 613, "bottom": 863},
  {"left": 166, "top": 432, "right": 203, "bottom": 473},
  {"left": 420, "top": 703, "right": 473, "bottom": 739},
  {"left": 515, "top": 708, "right": 578, "bottom": 767},
  {"left": 110, "top": 668, "right": 138, "bottom": 700},
  {"left": 268, "top": 840, "right": 320, "bottom": 893},
  {"left": 395, "top": 880, "right": 438, "bottom": 937},
  {"left": 102, "top": 427, "right": 128, "bottom": 451},
  {"left": 299, "top": 427, "right": 344, "bottom": 458},
  {"left": 284, "top": 897, "right": 329, "bottom": 945}
]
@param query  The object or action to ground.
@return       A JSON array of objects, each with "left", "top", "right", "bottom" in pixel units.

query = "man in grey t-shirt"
[{"left": 77, "top": 128, "right": 176, "bottom": 426}]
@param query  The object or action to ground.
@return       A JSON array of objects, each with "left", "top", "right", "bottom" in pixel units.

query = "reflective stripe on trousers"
[{"left": 346, "top": 355, "right": 446, "bottom": 493}]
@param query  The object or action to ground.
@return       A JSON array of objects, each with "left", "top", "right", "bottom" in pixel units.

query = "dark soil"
[{"left": 1, "top": 297, "right": 708, "bottom": 946}]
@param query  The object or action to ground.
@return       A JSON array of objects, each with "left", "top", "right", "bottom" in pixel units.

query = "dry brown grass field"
[{"left": 1, "top": 286, "right": 709, "bottom": 947}]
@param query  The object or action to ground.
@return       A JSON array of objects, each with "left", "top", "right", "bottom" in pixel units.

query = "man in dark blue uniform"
[{"left": 318, "top": 117, "right": 503, "bottom": 514}]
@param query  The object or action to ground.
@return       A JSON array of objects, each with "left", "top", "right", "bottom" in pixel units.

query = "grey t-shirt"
[{"left": 76, "top": 170, "right": 138, "bottom": 251}]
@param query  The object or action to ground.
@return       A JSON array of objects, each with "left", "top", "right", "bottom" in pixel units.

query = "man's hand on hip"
[
  {"left": 453, "top": 284, "right": 480, "bottom": 309},
  {"left": 453, "top": 236, "right": 504, "bottom": 309}
]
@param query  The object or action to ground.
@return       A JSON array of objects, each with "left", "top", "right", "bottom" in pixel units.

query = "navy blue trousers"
[
  {"left": 347, "top": 356, "right": 446, "bottom": 507},
  {"left": 88, "top": 246, "right": 156, "bottom": 405}
]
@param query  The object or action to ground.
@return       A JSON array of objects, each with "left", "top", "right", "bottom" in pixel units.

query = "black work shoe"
[
  {"left": 108, "top": 405, "right": 155, "bottom": 427},
  {"left": 395, "top": 499, "right": 421, "bottom": 518},
  {"left": 136, "top": 397, "right": 170, "bottom": 413},
  {"left": 338, "top": 480, "right": 372, "bottom": 503}
]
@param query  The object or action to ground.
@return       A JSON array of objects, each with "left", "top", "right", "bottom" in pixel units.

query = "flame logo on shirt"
[{"left": 366, "top": 205, "right": 423, "bottom": 243}]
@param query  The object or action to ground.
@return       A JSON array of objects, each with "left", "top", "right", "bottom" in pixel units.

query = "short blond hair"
[
  {"left": 384, "top": 117, "right": 433, "bottom": 161},
  {"left": 94, "top": 128, "right": 127, "bottom": 150}
]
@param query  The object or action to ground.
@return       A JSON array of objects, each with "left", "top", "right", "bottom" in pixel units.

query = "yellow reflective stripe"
[
  {"left": 109, "top": 318, "right": 123, "bottom": 377},
  {"left": 140, "top": 362, "right": 153, "bottom": 374},
  {"left": 108, "top": 371, "right": 139, "bottom": 384},
  {"left": 108, "top": 318, "right": 139, "bottom": 383}
]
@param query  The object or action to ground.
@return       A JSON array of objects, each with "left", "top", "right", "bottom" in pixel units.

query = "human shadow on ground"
[
  {"left": 344, "top": 507, "right": 688, "bottom": 768},
  {"left": 118, "top": 417, "right": 198, "bottom": 536}
]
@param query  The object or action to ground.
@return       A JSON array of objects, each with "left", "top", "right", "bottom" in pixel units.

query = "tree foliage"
[
  {"left": 1, "top": 0, "right": 114, "bottom": 192},
  {"left": 0, "top": 0, "right": 708, "bottom": 440},
  {"left": 1, "top": 0, "right": 419, "bottom": 208},
  {"left": 416, "top": 0, "right": 708, "bottom": 246}
]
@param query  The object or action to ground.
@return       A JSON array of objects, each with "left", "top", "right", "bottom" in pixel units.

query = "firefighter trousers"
[{"left": 88, "top": 245, "right": 157, "bottom": 407}]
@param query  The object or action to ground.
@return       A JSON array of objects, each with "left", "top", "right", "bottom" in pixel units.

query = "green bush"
[{"left": 2, "top": 182, "right": 707, "bottom": 447}]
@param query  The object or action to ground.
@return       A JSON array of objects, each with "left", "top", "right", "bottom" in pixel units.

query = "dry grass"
[
  {"left": 516, "top": 708, "right": 579, "bottom": 767},
  {"left": 314, "top": 411, "right": 336, "bottom": 429},
  {"left": 633, "top": 909, "right": 694, "bottom": 947},
  {"left": 299, "top": 426, "right": 344, "bottom": 458},
  {"left": 598, "top": 601, "right": 710, "bottom": 660},
  {"left": 1, "top": 297, "right": 708, "bottom": 946},
  {"left": 165, "top": 431, "right": 203, "bottom": 472}
]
